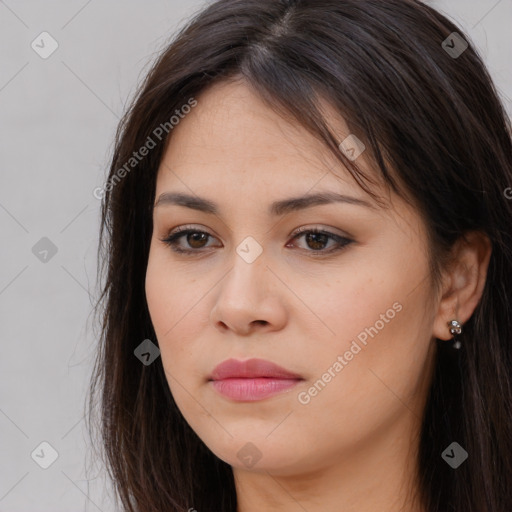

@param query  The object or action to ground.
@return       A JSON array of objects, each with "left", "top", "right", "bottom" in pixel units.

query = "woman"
[{"left": 88, "top": 0, "right": 512, "bottom": 510}]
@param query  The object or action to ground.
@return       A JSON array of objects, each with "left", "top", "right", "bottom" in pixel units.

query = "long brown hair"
[{"left": 88, "top": 1, "right": 512, "bottom": 510}]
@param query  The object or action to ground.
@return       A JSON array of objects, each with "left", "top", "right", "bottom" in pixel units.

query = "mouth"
[{"left": 208, "top": 358, "right": 304, "bottom": 402}]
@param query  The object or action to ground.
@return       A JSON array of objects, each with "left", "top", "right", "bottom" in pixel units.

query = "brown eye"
[
  {"left": 161, "top": 228, "right": 218, "bottom": 254},
  {"left": 288, "top": 228, "right": 353, "bottom": 255},
  {"left": 161, "top": 226, "right": 353, "bottom": 256},
  {"left": 304, "top": 232, "right": 330, "bottom": 250},
  {"left": 186, "top": 232, "right": 209, "bottom": 249}
]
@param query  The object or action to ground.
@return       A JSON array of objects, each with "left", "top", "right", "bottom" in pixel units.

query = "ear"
[{"left": 432, "top": 231, "right": 492, "bottom": 341}]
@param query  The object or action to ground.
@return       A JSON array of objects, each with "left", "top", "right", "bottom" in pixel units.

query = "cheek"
[
  {"left": 288, "top": 250, "right": 435, "bottom": 426},
  {"left": 145, "top": 253, "right": 194, "bottom": 363},
  {"left": 145, "top": 250, "right": 214, "bottom": 405},
  {"left": 293, "top": 274, "right": 434, "bottom": 434}
]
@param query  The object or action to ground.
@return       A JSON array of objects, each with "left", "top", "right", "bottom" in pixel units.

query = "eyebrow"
[{"left": 153, "top": 191, "right": 375, "bottom": 216}]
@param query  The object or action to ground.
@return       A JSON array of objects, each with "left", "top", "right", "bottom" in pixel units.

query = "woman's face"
[{"left": 145, "top": 79, "right": 438, "bottom": 475}]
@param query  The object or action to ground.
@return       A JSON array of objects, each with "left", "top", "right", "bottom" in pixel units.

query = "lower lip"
[{"left": 210, "top": 378, "right": 301, "bottom": 401}]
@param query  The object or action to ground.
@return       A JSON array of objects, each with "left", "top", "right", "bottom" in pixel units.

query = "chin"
[{"left": 201, "top": 434, "right": 307, "bottom": 475}]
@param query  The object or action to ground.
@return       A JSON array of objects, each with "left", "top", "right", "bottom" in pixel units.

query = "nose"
[{"left": 209, "top": 250, "right": 288, "bottom": 336}]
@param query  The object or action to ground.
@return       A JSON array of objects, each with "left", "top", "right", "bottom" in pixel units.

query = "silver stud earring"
[{"left": 448, "top": 319, "right": 463, "bottom": 349}]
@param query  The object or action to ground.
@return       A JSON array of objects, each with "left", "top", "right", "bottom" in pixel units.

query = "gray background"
[{"left": 0, "top": 1, "right": 510, "bottom": 511}]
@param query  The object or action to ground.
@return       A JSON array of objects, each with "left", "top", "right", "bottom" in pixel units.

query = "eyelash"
[{"left": 160, "top": 225, "right": 353, "bottom": 257}]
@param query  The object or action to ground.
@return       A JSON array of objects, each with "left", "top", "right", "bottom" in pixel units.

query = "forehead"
[{"left": 157, "top": 79, "right": 382, "bottom": 198}]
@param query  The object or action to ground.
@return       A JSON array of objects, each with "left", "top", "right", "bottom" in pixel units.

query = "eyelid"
[
  {"left": 164, "top": 223, "right": 351, "bottom": 242},
  {"left": 290, "top": 224, "right": 353, "bottom": 239},
  {"left": 165, "top": 224, "right": 219, "bottom": 240}
]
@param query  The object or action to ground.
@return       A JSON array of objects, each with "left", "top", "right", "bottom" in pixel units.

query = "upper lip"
[{"left": 209, "top": 358, "right": 303, "bottom": 380}]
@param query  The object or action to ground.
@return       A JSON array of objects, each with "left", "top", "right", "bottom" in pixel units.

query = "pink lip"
[{"left": 209, "top": 358, "right": 303, "bottom": 401}]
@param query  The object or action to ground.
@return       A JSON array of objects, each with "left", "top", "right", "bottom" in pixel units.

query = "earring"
[{"left": 448, "top": 319, "right": 463, "bottom": 349}]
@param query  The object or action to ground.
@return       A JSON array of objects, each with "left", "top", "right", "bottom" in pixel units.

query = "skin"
[{"left": 145, "top": 78, "right": 492, "bottom": 512}]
